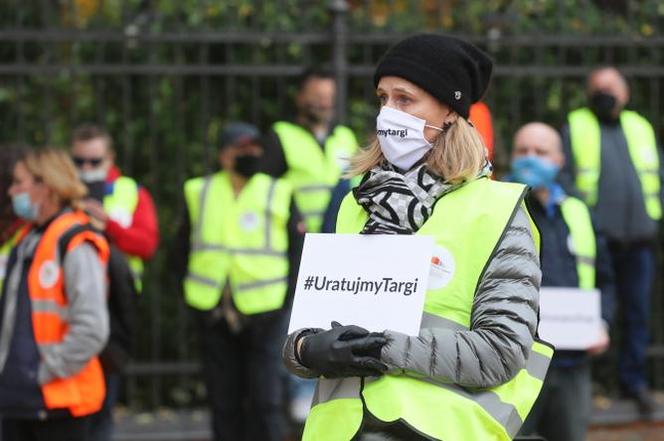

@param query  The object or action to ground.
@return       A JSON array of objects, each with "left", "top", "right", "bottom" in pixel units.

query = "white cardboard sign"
[
  {"left": 538, "top": 287, "right": 602, "bottom": 350},
  {"left": 288, "top": 233, "right": 434, "bottom": 335}
]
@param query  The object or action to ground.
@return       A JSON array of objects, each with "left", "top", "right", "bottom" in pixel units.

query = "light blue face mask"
[
  {"left": 510, "top": 155, "right": 560, "bottom": 189},
  {"left": 12, "top": 192, "right": 39, "bottom": 221}
]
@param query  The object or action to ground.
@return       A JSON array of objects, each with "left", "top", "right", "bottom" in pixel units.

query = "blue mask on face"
[
  {"left": 12, "top": 192, "right": 39, "bottom": 221},
  {"left": 510, "top": 155, "right": 560, "bottom": 189}
]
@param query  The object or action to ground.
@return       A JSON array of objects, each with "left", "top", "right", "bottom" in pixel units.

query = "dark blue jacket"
[
  {"left": 0, "top": 239, "right": 46, "bottom": 418},
  {"left": 527, "top": 190, "right": 615, "bottom": 367}
]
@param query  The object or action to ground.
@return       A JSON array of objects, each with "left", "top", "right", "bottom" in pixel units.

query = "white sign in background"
[
  {"left": 538, "top": 287, "right": 602, "bottom": 350},
  {"left": 288, "top": 233, "right": 434, "bottom": 335}
]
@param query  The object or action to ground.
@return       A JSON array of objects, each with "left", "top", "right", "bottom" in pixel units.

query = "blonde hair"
[
  {"left": 19, "top": 148, "right": 88, "bottom": 209},
  {"left": 349, "top": 117, "right": 487, "bottom": 183}
]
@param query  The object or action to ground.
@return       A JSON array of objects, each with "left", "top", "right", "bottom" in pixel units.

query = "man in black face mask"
[
  {"left": 261, "top": 67, "right": 359, "bottom": 234},
  {"left": 171, "top": 122, "right": 304, "bottom": 441},
  {"left": 560, "top": 67, "right": 663, "bottom": 417}
]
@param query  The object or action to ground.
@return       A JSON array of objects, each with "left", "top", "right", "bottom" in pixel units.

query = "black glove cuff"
[{"left": 294, "top": 328, "right": 321, "bottom": 366}]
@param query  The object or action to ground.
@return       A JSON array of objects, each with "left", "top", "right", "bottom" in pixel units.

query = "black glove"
[{"left": 298, "top": 321, "right": 388, "bottom": 378}]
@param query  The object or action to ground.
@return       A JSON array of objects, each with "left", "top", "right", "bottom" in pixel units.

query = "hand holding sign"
[{"left": 298, "top": 321, "right": 388, "bottom": 378}]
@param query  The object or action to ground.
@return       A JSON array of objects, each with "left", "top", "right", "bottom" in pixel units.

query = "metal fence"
[{"left": 1, "top": 0, "right": 664, "bottom": 409}]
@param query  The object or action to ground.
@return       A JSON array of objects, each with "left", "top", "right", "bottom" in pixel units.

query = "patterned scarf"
[{"left": 354, "top": 161, "right": 492, "bottom": 235}]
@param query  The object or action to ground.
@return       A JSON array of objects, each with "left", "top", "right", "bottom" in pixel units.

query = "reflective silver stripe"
[
  {"left": 526, "top": 350, "right": 550, "bottom": 381},
  {"left": 576, "top": 255, "right": 595, "bottom": 267},
  {"left": 576, "top": 168, "right": 597, "bottom": 174},
  {"left": 298, "top": 184, "right": 334, "bottom": 193},
  {"left": 230, "top": 248, "right": 286, "bottom": 257},
  {"left": 193, "top": 175, "right": 214, "bottom": 246},
  {"left": 301, "top": 210, "right": 325, "bottom": 218},
  {"left": 235, "top": 276, "right": 287, "bottom": 291},
  {"left": 311, "top": 378, "right": 361, "bottom": 406},
  {"left": 640, "top": 170, "right": 659, "bottom": 176},
  {"left": 186, "top": 273, "right": 220, "bottom": 288},
  {"left": 191, "top": 243, "right": 226, "bottom": 252},
  {"left": 421, "top": 312, "right": 468, "bottom": 331},
  {"left": 416, "top": 377, "right": 524, "bottom": 439},
  {"left": 472, "top": 388, "right": 523, "bottom": 438},
  {"left": 191, "top": 243, "right": 286, "bottom": 257},
  {"left": 31, "top": 300, "right": 69, "bottom": 319},
  {"left": 265, "top": 179, "right": 277, "bottom": 250}
]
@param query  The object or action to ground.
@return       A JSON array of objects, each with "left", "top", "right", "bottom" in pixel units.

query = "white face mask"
[
  {"left": 78, "top": 167, "right": 108, "bottom": 183},
  {"left": 376, "top": 106, "right": 443, "bottom": 170}
]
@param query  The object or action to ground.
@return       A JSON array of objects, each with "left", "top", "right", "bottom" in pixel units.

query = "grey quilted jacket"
[{"left": 283, "top": 206, "right": 541, "bottom": 388}]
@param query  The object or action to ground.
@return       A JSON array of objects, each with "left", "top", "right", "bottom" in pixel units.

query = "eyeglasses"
[{"left": 72, "top": 156, "right": 104, "bottom": 167}]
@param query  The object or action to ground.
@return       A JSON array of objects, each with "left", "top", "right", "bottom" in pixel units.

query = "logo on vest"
[
  {"left": 567, "top": 235, "right": 576, "bottom": 256},
  {"left": 38, "top": 260, "right": 60, "bottom": 289},
  {"left": 0, "top": 255, "right": 7, "bottom": 280},
  {"left": 240, "top": 212, "right": 260, "bottom": 231},
  {"left": 641, "top": 148, "right": 658, "bottom": 164},
  {"left": 428, "top": 245, "right": 456, "bottom": 290},
  {"left": 335, "top": 152, "right": 351, "bottom": 171}
]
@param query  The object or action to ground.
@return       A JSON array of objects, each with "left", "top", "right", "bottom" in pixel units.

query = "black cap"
[
  {"left": 373, "top": 33, "right": 493, "bottom": 119},
  {"left": 219, "top": 122, "right": 261, "bottom": 150}
]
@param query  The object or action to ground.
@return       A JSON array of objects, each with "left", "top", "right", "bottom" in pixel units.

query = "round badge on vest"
[
  {"left": 642, "top": 148, "right": 658, "bottom": 164},
  {"left": 0, "top": 255, "right": 8, "bottom": 280},
  {"left": 240, "top": 212, "right": 260, "bottom": 231},
  {"left": 39, "top": 260, "right": 60, "bottom": 290},
  {"left": 335, "top": 153, "right": 351, "bottom": 171},
  {"left": 567, "top": 235, "right": 576, "bottom": 256},
  {"left": 428, "top": 245, "right": 456, "bottom": 290}
]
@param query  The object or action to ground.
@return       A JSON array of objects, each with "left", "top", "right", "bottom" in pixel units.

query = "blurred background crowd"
[{"left": 1, "top": 1, "right": 664, "bottom": 440}]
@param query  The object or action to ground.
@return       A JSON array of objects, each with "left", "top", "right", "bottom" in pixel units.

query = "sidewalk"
[{"left": 113, "top": 392, "right": 664, "bottom": 441}]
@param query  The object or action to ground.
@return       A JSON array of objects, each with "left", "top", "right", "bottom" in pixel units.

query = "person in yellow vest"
[
  {"left": 173, "top": 122, "right": 304, "bottom": 441},
  {"left": 559, "top": 67, "right": 662, "bottom": 415},
  {"left": 262, "top": 67, "right": 360, "bottom": 421},
  {"left": 0, "top": 148, "right": 109, "bottom": 441},
  {"left": 70, "top": 124, "right": 159, "bottom": 441},
  {"left": 283, "top": 33, "right": 553, "bottom": 441},
  {"left": 509, "top": 122, "right": 616, "bottom": 441},
  {"left": 262, "top": 67, "right": 360, "bottom": 233},
  {"left": 70, "top": 124, "right": 160, "bottom": 291}
]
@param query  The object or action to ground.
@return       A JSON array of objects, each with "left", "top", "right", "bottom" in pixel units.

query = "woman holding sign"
[{"left": 283, "top": 33, "right": 553, "bottom": 441}]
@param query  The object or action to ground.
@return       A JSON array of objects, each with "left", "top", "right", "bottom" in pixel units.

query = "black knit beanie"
[{"left": 373, "top": 34, "right": 493, "bottom": 119}]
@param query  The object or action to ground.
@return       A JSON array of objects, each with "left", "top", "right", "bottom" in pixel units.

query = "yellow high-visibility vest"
[
  {"left": 183, "top": 172, "right": 292, "bottom": 314},
  {"left": 303, "top": 178, "right": 553, "bottom": 441},
  {"left": 568, "top": 107, "right": 661, "bottom": 220},
  {"left": 559, "top": 196, "right": 596, "bottom": 289},
  {"left": 273, "top": 121, "right": 358, "bottom": 233},
  {"left": 103, "top": 176, "right": 145, "bottom": 292}
]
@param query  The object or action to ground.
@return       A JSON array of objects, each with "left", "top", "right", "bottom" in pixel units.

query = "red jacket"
[{"left": 105, "top": 166, "right": 159, "bottom": 260}]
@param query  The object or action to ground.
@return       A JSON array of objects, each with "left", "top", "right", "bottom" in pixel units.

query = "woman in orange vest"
[{"left": 0, "top": 148, "right": 109, "bottom": 441}]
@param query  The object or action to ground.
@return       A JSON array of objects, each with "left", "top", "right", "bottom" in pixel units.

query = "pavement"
[{"left": 113, "top": 392, "right": 664, "bottom": 441}]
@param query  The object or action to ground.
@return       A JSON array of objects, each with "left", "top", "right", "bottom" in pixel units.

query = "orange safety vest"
[
  {"left": 16, "top": 210, "right": 109, "bottom": 417},
  {"left": 469, "top": 102, "right": 494, "bottom": 160}
]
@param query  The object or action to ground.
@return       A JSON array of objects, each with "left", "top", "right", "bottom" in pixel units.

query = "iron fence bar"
[
  {"left": 1, "top": 30, "right": 664, "bottom": 47},
  {"left": 4, "top": 64, "right": 664, "bottom": 77},
  {"left": 330, "top": 0, "right": 349, "bottom": 124},
  {"left": 3, "top": 5, "right": 664, "bottom": 407}
]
